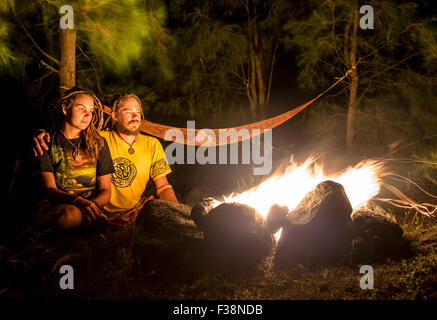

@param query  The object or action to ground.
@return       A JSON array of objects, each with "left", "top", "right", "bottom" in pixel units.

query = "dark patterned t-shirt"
[{"left": 36, "top": 131, "right": 114, "bottom": 199}]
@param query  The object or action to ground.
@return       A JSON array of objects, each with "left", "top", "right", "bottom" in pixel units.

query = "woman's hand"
[{"left": 73, "top": 197, "right": 108, "bottom": 225}]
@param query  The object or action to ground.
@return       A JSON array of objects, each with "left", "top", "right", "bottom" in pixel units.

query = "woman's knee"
[{"left": 57, "top": 205, "right": 83, "bottom": 230}]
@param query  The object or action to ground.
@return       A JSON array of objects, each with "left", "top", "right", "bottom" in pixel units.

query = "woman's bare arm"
[
  {"left": 40, "top": 172, "right": 101, "bottom": 221},
  {"left": 40, "top": 172, "right": 77, "bottom": 204},
  {"left": 93, "top": 173, "right": 112, "bottom": 208}
]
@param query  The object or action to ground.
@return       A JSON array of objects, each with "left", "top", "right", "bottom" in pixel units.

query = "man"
[{"left": 34, "top": 93, "right": 178, "bottom": 228}]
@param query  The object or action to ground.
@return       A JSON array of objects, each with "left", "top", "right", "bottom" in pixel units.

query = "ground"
[{"left": 0, "top": 199, "right": 436, "bottom": 300}]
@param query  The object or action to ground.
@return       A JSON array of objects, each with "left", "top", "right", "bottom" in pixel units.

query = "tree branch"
[
  {"left": 40, "top": 59, "right": 59, "bottom": 73},
  {"left": 356, "top": 23, "right": 420, "bottom": 66},
  {"left": 330, "top": 2, "right": 347, "bottom": 69},
  {"left": 367, "top": 53, "right": 421, "bottom": 82},
  {"left": 266, "top": 39, "right": 278, "bottom": 105},
  {"left": 31, "top": 70, "right": 55, "bottom": 84},
  {"left": 12, "top": 5, "right": 60, "bottom": 66},
  {"left": 77, "top": 44, "right": 103, "bottom": 94}
]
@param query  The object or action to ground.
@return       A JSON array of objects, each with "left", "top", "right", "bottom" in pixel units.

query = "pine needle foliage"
[{"left": 282, "top": 0, "right": 437, "bottom": 154}]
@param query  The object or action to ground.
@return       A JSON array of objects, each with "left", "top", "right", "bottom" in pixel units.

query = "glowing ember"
[{"left": 214, "top": 157, "right": 383, "bottom": 240}]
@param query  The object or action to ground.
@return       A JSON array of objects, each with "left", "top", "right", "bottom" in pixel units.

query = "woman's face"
[{"left": 64, "top": 94, "right": 95, "bottom": 131}]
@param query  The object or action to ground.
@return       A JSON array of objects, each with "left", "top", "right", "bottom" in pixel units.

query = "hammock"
[{"left": 102, "top": 69, "right": 353, "bottom": 146}]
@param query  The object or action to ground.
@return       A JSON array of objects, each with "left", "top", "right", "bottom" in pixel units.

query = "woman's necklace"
[
  {"left": 62, "top": 131, "right": 82, "bottom": 161},
  {"left": 117, "top": 132, "right": 137, "bottom": 154}
]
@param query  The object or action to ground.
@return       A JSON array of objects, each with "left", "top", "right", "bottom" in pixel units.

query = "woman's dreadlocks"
[{"left": 60, "top": 87, "right": 104, "bottom": 159}]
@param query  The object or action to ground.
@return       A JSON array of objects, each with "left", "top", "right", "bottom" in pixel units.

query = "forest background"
[{"left": 1, "top": 0, "right": 436, "bottom": 241}]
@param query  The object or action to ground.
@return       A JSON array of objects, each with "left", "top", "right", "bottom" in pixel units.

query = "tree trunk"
[
  {"left": 246, "top": 0, "right": 257, "bottom": 120},
  {"left": 59, "top": 29, "right": 76, "bottom": 96},
  {"left": 245, "top": 0, "right": 269, "bottom": 120},
  {"left": 346, "top": 9, "right": 359, "bottom": 151},
  {"left": 255, "top": 54, "right": 266, "bottom": 119},
  {"left": 252, "top": 6, "right": 265, "bottom": 119},
  {"left": 249, "top": 48, "right": 258, "bottom": 119}
]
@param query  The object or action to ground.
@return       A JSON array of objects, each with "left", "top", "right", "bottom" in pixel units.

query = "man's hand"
[
  {"left": 73, "top": 197, "right": 108, "bottom": 225},
  {"left": 32, "top": 129, "right": 50, "bottom": 157}
]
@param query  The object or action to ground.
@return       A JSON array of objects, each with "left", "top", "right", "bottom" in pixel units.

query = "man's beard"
[{"left": 115, "top": 121, "right": 140, "bottom": 135}]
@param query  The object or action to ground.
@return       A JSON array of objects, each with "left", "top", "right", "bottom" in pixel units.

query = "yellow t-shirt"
[{"left": 100, "top": 130, "right": 171, "bottom": 215}]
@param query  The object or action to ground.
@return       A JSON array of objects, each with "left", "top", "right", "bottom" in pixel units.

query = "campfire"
[
  {"left": 191, "top": 156, "right": 433, "bottom": 269},
  {"left": 218, "top": 157, "right": 384, "bottom": 239}
]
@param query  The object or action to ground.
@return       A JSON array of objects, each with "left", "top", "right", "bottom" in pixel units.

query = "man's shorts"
[{"left": 105, "top": 195, "right": 155, "bottom": 231}]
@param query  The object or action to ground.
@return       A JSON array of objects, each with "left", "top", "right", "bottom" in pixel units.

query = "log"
[{"left": 133, "top": 200, "right": 204, "bottom": 273}]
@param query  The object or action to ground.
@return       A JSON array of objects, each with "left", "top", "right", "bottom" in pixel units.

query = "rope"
[{"left": 101, "top": 68, "right": 354, "bottom": 146}]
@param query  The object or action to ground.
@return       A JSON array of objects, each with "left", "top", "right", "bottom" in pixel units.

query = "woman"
[{"left": 34, "top": 88, "right": 114, "bottom": 231}]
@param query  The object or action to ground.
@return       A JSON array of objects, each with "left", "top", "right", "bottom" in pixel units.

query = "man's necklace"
[
  {"left": 62, "top": 131, "right": 82, "bottom": 161},
  {"left": 117, "top": 132, "right": 138, "bottom": 154}
]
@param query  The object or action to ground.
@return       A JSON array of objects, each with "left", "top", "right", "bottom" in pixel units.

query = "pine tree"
[
  {"left": 1, "top": 0, "right": 167, "bottom": 95},
  {"left": 283, "top": 0, "right": 437, "bottom": 152},
  {"left": 163, "top": 0, "right": 296, "bottom": 118}
]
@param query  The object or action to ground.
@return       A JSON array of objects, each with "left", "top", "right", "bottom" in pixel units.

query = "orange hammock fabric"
[{"left": 102, "top": 69, "right": 353, "bottom": 146}]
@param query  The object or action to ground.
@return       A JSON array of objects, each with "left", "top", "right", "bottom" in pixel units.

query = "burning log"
[
  {"left": 274, "top": 180, "right": 354, "bottom": 268},
  {"left": 191, "top": 201, "right": 286, "bottom": 271}
]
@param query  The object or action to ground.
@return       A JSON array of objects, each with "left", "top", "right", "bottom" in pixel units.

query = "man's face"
[
  {"left": 64, "top": 94, "right": 94, "bottom": 131},
  {"left": 112, "top": 97, "right": 142, "bottom": 135}
]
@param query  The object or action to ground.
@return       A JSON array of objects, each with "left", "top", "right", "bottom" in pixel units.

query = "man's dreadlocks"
[{"left": 104, "top": 93, "right": 145, "bottom": 130}]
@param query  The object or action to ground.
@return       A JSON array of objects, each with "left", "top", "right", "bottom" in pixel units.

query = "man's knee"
[{"left": 57, "top": 204, "right": 83, "bottom": 230}]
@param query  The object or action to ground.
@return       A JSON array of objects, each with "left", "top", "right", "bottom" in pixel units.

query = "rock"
[
  {"left": 350, "top": 207, "right": 403, "bottom": 240},
  {"left": 191, "top": 201, "right": 276, "bottom": 270},
  {"left": 275, "top": 180, "right": 354, "bottom": 267},
  {"left": 349, "top": 237, "right": 373, "bottom": 264},
  {"left": 350, "top": 207, "right": 405, "bottom": 258}
]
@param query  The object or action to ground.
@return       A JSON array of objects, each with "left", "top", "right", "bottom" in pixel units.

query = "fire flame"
[{"left": 215, "top": 157, "right": 384, "bottom": 239}]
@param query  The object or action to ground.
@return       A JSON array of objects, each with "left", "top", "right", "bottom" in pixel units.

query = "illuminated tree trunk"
[
  {"left": 245, "top": 0, "right": 267, "bottom": 120},
  {"left": 59, "top": 29, "right": 76, "bottom": 95},
  {"left": 254, "top": 22, "right": 265, "bottom": 113},
  {"left": 249, "top": 47, "right": 257, "bottom": 118},
  {"left": 346, "top": 9, "right": 359, "bottom": 151},
  {"left": 246, "top": 0, "right": 257, "bottom": 119}
]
